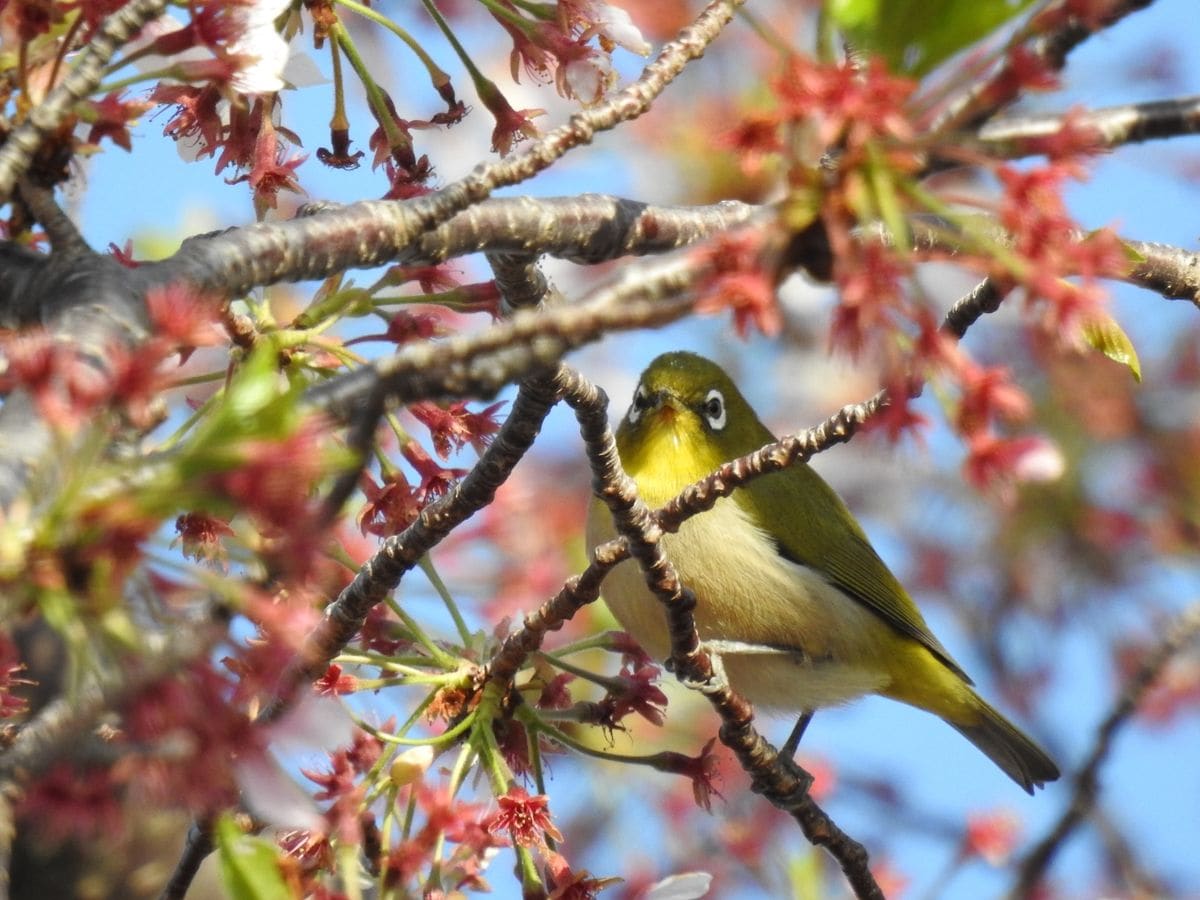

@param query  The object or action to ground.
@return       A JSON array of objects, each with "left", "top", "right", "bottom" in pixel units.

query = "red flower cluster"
[
  {"left": 774, "top": 56, "right": 917, "bottom": 154},
  {"left": 992, "top": 162, "right": 1127, "bottom": 344},
  {"left": 120, "top": 661, "right": 262, "bottom": 813},
  {"left": 0, "top": 284, "right": 221, "bottom": 432},
  {"left": 693, "top": 232, "right": 781, "bottom": 337},
  {"left": 596, "top": 662, "right": 668, "bottom": 728},
  {"left": 487, "top": 786, "right": 563, "bottom": 848}
]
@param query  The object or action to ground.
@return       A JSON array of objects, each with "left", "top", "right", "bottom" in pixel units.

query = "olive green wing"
[{"left": 738, "top": 464, "right": 971, "bottom": 683}]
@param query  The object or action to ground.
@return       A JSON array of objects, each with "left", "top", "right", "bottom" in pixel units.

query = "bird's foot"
[{"left": 669, "top": 642, "right": 731, "bottom": 696}]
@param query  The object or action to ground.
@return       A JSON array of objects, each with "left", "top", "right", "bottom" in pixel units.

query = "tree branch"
[
  {"left": 304, "top": 239, "right": 725, "bottom": 423},
  {"left": 14, "top": 180, "right": 90, "bottom": 256},
  {"left": 908, "top": 218, "right": 1200, "bottom": 305},
  {"left": 973, "top": 94, "right": 1200, "bottom": 158},
  {"left": 1010, "top": 601, "right": 1200, "bottom": 897},
  {"left": 158, "top": 817, "right": 214, "bottom": 900},
  {"left": 162, "top": 196, "right": 755, "bottom": 304},
  {"left": 0, "top": 0, "right": 168, "bottom": 201}
]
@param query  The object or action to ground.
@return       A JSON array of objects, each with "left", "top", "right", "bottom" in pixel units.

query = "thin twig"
[
  {"left": 1010, "top": 601, "right": 1200, "bottom": 897},
  {"left": 656, "top": 391, "right": 890, "bottom": 533},
  {"left": 259, "top": 369, "right": 567, "bottom": 722},
  {"left": 942, "top": 277, "right": 1007, "bottom": 339},
  {"left": 158, "top": 817, "right": 214, "bottom": 900}
]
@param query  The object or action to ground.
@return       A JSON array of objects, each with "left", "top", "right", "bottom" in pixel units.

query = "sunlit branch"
[
  {"left": 1011, "top": 601, "right": 1200, "bottom": 897},
  {"left": 387, "top": 0, "right": 748, "bottom": 241},
  {"left": 167, "top": 196, "right": 756, "bottom": 304},
  {"left": 974, "top": 94, "right": 1200, "bottom": 158},
  {"left": 655, "top": 390, "right": 890, "bottom": 535},
  {"left": 0, "top": 0, "right": 168, "bottom": 201},
  {"left": 1124, "top": 240, "right": 1200, "bottom": 306},
  {"left": 0, "top": 196, "right": 755, "bottom": 329},
  {"left": 487, "top": 251, "right": 560, "bottom": 314},
  {"left": 906, "top": 219, "right": 1200, "bottom": 305}
]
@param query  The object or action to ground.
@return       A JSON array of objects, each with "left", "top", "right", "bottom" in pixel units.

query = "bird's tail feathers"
[{"left": 950, "top": 694, "right": 1060, "bottom": 794}]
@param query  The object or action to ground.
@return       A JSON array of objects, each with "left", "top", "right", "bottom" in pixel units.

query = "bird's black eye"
[
  {"left": 703, "top": 389, "right": 726, "bottom": 430},
  {"left": 627, "top": 384, "right": 651, "bottom": 424}
]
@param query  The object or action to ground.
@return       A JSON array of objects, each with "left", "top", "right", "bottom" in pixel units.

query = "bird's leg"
[{"left": 781, "top": 710, "right": 814, "bottom": 758}]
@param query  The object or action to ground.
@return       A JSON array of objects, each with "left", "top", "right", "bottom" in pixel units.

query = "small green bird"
[{"left": 587, "top": 351, "right": 1059, "bottom": 793}]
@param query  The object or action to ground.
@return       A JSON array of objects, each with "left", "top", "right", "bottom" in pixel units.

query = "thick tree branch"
[
  {"left": 163, "top": 196, "right": 755, "bottom": 303},
  {"left": 304, "top": 242, "right": 722, "bottom": 422}
]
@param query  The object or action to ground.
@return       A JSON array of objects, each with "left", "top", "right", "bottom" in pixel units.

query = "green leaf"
[
  {"left": 177, "top": 341, "right": 305, "bottom": 476},
  {"left": 1118, "top": 237, "right": 1146, "bottom": 265},
  {"left": 1083, "top": 315, "right": 1142, "bottom": 382},
  {"left": 826, "top": 0, "right": 1036, "bottom": 76},
  {"left": 215, "top": 814, "right": 293, "bottom": 900}
]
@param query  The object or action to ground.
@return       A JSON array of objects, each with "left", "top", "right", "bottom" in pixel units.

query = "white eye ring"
[
  {"left": 628, "top": 384, "right": 651, "bottom": 424},
  {"left": 703, "top": 389, "right": 726, "bottom": 430}
]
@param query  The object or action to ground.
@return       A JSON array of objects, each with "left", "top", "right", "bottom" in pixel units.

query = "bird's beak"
[{"left": 650, "top": 393, "right": 683, "bottom": 425}]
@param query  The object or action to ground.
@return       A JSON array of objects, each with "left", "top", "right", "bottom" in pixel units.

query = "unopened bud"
[{"left": 389, "top": 745, "right": 435, "bottom": 788}]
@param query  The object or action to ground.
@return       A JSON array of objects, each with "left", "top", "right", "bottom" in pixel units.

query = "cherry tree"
[{"left": 1, "top": 0, "right": 1198, "bottom": 897}]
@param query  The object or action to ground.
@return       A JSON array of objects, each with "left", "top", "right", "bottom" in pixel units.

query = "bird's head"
[{"left": 615, "top": 352, "right": 773, "bottom": 482}]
